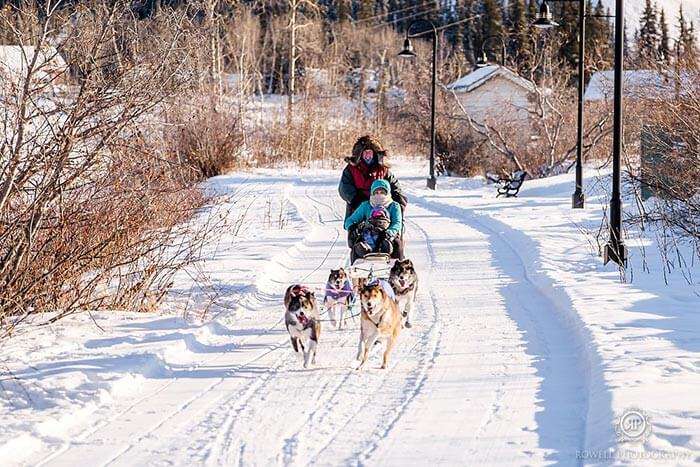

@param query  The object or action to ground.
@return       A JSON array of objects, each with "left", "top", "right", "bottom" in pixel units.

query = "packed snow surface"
[{"left": 2, "top": 161, "right": 699, "bottom": 466}]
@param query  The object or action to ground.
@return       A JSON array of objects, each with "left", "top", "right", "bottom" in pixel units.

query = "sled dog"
[
  {"left": 284, "top": 284, "right": 321, "bottom": 368},
  {"left": 388, "top": 259, "right": 418, "bottom": 328},
  {"left": 356, "top": 280, "right": 402, "bottom": 370},
  {"left": 324, "top": 268, "right": 354, "bottom": 330}
]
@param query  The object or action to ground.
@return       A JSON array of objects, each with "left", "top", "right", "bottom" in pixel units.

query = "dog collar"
[
  {"left": 364, "top": 308, "right": 384, "bottom": 328},
  {"left": 391, "top": 279, "right": 414, "bottom": 294}
]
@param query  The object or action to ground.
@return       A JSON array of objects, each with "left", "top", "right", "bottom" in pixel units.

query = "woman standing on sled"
[
  {"left": 338, "top": 135, "right": 407, "bottom": 222},
  {"left": 344, "top": 180, "right": 404, "bottom": 262},
  {"left": 338, "top": 135, "right": 407, "bottom": 261}
]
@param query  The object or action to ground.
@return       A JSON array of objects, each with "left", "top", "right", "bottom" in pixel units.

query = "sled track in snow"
[
  {"left": 302, "top": 216, "right": 443, "bottom": 464},
  {"left": 200, "top": 184, "right": 356, "bottom": 465},
  {"left": 36, "top": 181, "right": 349, "bottom": 467},
  {"left": 407, "top": 191, "right": 589, "bottom": 461},
  {"left": 355, "top": 218, "right": 444, "bottom": 462},
  {"left": 31, "top": 176, "right": 593, "bottom": 466}
]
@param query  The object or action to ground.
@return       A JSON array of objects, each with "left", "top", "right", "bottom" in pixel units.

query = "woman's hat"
[{"left": 349, "top": 135, "right": 386, "bottom": 164}]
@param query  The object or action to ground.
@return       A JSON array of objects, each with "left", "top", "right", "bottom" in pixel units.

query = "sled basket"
[{"left": 348, "top": 253, "right": 394, "bottom": 281}]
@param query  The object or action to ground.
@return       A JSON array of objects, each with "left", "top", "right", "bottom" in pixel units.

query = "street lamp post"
[
  {"left": 398, "top": 20, "right": 438, "bottom": 190},
  {"left": 476, "top": 35, "right": 506, "bottom": 68},
  {"left": 534, "top": 0, "right": 586, "bottom": 208},
  {"left": 534, "top": 0, "right": 626, "bottom": 266},
  {"left": 604, "top": 0, "right": 627, "bottom": 266}
]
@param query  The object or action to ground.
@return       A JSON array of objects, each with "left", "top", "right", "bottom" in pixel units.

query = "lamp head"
[
  {"left": 398, "top": 37, "right": 416, "bottom": 58},
  {"left": 533, "top": 1, "right": 559, "bottom": 29},
  {"left": 476, "top": 50, "right": 489, "bottom": 68}
]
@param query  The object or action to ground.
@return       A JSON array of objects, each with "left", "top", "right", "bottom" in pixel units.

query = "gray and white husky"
[
  {"left": 284, "top": 284, "right": 321, "bottom": 368},
  {"left": 388, "top": 259, "right": 418, "bottom": 328}
]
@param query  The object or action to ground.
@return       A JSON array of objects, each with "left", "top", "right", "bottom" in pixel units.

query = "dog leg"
[
  {"left": 357, "top": 333, "right": 378, "bottom": 371},
  {"left": 327, "top": 300, "right": 337, "bottom": 328},
  {"left": 303, "top": 341, "right": 312, "bottom": 368},
  {"left": 381, "top": 337, "right": 396, "bottom": 369},
  {"left": 355, "top": 331, "right": 365, "bottom": 362},
  {"left": 356, "top": 339, "right": 370, "bottom": 370},
  {"left": 404, "top": 300, "right": 413, "bottom": 328},
  {"left": 308, "top": 339, "right": 317, "bottom": 366},
  {"left": 338, "top": 303, "right": 345, "bottom": 330}
]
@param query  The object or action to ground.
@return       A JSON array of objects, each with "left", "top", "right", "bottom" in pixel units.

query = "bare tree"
[{"left": 0, "top": 1, "right": 224, "bottom": 336}]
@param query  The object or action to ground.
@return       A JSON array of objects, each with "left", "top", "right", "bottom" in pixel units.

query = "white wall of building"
[{"left": 454, "top": 75, "right": 533, "bottom": 126}]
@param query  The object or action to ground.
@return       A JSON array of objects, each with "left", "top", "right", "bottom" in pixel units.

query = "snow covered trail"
[
  {"left": 5, "top": 166, "right": 698, "bottom": 466},
  {"left": 366, "top": 194, "right": 589, "bottom": 465}
]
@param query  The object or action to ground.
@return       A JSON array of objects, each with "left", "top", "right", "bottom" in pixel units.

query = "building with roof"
[
  {"left": 584, "top": 69, "right": 694, "bottom": 102},
  {"left": 446, "top": 65, "right": 537, "bottom": 126}
]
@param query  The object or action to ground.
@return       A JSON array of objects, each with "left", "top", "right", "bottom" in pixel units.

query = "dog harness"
[{"left": 324, "top": 281, "right": 354, "bottom": 301}]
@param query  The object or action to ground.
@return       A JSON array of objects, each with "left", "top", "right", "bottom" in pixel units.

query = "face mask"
[{"left": 370, "top": 192, "right": 390, "bottom": 207}]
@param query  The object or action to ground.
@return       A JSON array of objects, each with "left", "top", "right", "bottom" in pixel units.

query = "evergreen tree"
[
  {"left": 508, "top": 0, "right": 530, "bottom": 68},
  {"left": 675, "top": 4, "right": 698, "bottom": 68},
  {"left": 658, "top": 7, "right": 671, "bottom": 63},
  {"left": 480, "top": 0, "right": 504, "bottom": 59},
  {"left": 336, "top": 0, "right": 352, "bottom": 23},
  {"left": 386, "top": 0, "right": 400, "bottom": 24},
  {"left": 457, "top": 0, "right": 478, "bottom": 64},
  {"left": 636, "top": 0, "right": 660, "bottom": 64},
  {"left": 527, "top": 0, "right": 538, "bottom": 21},
  {"left": 554, "top": 1, "right": 579, "bottom": 67},
  {"left": 358, "top": 0, "right": 375, "bottom": 20}
]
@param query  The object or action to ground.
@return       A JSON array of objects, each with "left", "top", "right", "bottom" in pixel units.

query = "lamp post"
[
  {"left": 533, "top": 0, "right": 586, "bottom": 209},
  {"left": 476, "top": 35, "right": 506, "bottom": 68},
  {"left": 604, "top": 0, "right": 627, "bottom": 266},
  {"left": 534, "top": 0, "right": 626, "bottom": 265},
  {"left": 398, "top": 20, "right": 438, "bottom": 190}
]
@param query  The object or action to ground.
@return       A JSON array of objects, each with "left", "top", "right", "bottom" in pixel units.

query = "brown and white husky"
[{"left": 356, "top": 281, "right": 402, "bottom": 370}]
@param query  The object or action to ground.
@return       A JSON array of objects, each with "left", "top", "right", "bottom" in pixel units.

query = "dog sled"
[{"left": 348, "top": 253, "right": 395, "bottom": 281}]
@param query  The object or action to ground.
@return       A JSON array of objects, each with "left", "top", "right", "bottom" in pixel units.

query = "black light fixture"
[
  {"left": 532, "top": 0, "right": 626, "bottom": 265},
  {"left": 533, "top": 1, "right": 559, "bottom": 29},
  {"left": 398, "top": 20, "right": 438, "bottom": 190},
  {"left": 475, "top": 50, "right": 489, "bottom": 68},
  {"left": 603, "top": 0, "right": 627, "bottom": 267},
  {"left": 398, "top": 37, "right": 416, "bottom": 59},
  {"left": 476, "top": 35, "right": 507, "bottom": 68},
  {"left": 532, "top": 0, "right": 584, "bottom": 209}
]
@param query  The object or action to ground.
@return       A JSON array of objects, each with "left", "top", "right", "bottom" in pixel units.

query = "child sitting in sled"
[{"left": 344, "top": 179, "right": 404, "bottom": 262}]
